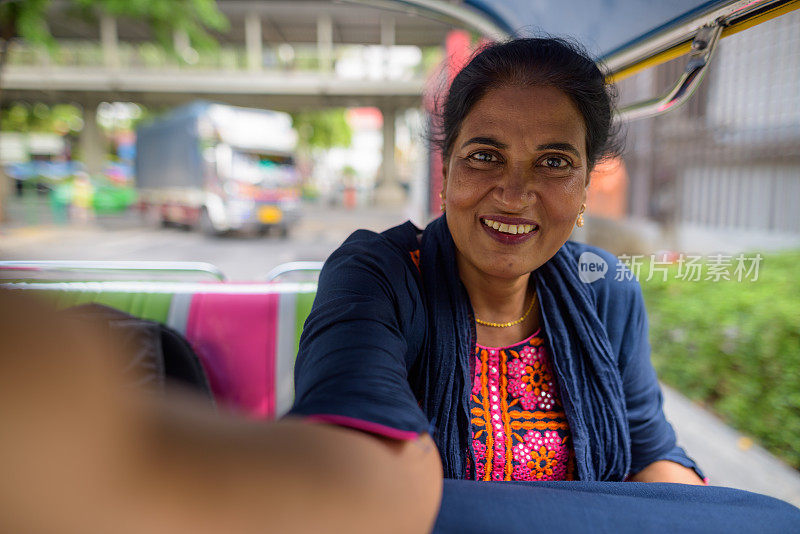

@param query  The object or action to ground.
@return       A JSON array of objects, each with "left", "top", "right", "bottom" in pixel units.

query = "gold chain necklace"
[{"left": 474, "top": 290, "right": 537, "bottom": 328}]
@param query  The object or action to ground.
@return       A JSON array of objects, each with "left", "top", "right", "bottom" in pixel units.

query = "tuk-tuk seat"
[{"left": 2, "top": 280, "right": 316, "bottom": 419}]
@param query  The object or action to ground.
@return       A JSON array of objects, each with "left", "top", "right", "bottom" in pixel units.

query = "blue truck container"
[{"left": 135, "top": 101, "right": 301, "bottom": 236}]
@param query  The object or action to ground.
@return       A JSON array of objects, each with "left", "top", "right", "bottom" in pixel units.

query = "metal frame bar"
[
  {"left": 603, "top": 0, "right": 791, "bottom": 74},
  {"left": 349, "top": 0, "right": 791, "bottom": 123},
  {"left": 341, "top": 0, "right": 511, "bottom": 41},
  {"left": 264, "top": 261, "right": 324, "bottom": 282},
  {"left": 614, "top": 0, "right": 798, "bottom": 121},
  {"left": 351, "top": 0, "right": 787, "bottom": 72},
  {"left": 1, "top": 280, "right": 318, "bottom": 294},
  {"left": 616, "top": 23, "right": 723, "bottom": 122},
  {"left": 0, "top": 261, "right": 227, "bottom": 282}
]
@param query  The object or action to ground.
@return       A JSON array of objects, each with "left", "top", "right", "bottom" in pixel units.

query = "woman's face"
[{"left": 443, "top": 84, "right": 589, "bottom": 281}]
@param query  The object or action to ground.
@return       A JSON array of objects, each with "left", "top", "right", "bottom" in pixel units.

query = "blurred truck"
[{"left": 135, "top": 101, "right": 301, "bottom": 236}]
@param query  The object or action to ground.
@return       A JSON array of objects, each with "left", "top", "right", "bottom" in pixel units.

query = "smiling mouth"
[{"left": 481, "top": 218, "right": 539, "bottom": 235}]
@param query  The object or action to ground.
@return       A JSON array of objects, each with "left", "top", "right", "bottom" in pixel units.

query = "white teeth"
[{"left": 482, "top": 219, "right": 537, "bottom": 235}]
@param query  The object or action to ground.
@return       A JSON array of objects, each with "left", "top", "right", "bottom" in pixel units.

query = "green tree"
[
  {"left": 69, "top": 0, "right": 228, "bottom": 53},
  {"left": 0, "top": 0, "right": 227, "bottom": 220},
  {"left": 291, "top": 109, "right": 353, "bottom": 151},
  {"left": 0, "top": 0, "right": 227, "bottom": 88},
  {"left": 0, "top": 102, "right": 83, "bottom": 134}
]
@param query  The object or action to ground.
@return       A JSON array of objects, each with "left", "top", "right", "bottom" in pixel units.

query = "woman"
[
  {"left": 8, "top": 38, "right": 800, "bottom": 534},
  {"left": 289, "top": 37, "right": 705, "bottom": 484}
]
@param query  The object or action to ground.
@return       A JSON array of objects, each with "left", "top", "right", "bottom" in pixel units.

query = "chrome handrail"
[
  {"left": 603, "top": 0, "right": 788, "bottom": 74},
  {"left": 1, "top": 280, "right": 318, "bottom": 294},
  {"left": 351, "top": 0, "right": 789, "bottom": 123},
  {"left": 617, "top": 23, "right": 723, "bottom": 123},
  {"left": 264, "top": 261, "right": 324, "bottom": 282},
  {"left": 0, "top": 260, "right": 227, "bottom": 282}
]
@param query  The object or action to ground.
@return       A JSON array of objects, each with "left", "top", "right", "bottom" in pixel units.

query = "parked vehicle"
[{"left": 135, "top": 101, "right": 301, "bottom": 236}]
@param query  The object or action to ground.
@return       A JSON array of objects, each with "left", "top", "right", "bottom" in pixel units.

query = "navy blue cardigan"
[{"left": 289, "top": 218, "right": 702, "bottom": 481}]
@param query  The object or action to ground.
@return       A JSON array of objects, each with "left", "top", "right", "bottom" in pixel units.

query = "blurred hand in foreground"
[{"left": 0, "top": 290, "right": 442, "bottom": 534}]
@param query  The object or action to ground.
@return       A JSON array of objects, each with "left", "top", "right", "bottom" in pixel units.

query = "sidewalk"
[{"left": 662, "top": 383, "right": 800, "bottom": 506}]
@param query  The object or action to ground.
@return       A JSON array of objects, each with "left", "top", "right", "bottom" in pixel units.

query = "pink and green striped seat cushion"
[{"left": 3, "top": 281, "right": 316, "bottom": 419}]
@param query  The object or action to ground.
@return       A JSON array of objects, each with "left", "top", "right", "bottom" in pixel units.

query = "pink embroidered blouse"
[{"left": 470, "top": 330, "right": 577, "bottom": 481}]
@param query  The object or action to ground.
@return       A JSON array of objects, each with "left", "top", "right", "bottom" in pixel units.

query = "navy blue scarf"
[{"left": 414, "top": 215, "right": 631, "bottom": 480}]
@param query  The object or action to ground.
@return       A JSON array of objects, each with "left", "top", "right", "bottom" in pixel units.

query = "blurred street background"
[
  {"left": 0, "top": 202, "right": 408, "bottom": 279},
  {"left": 1, "top": 0, "right": 798, "bottom": 506}
]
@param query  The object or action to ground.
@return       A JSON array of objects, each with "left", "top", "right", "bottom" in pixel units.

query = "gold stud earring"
[
  {"left": 576, "top": 204, "right": 586, "bottom": 228},
  {"left": 439, "top": 191, "right": 446, "bottom": 212}
]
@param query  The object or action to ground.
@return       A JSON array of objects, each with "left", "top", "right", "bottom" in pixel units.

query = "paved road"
[
  {"left": 3, "top": 203, "right": 799, "bottom": 507},
  {"left": 0, "top": 202, "right": 414, "bottom": 280}
]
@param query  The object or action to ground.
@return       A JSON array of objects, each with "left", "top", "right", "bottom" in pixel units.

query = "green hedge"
[{"left": 640, "top": 251, "right": 800, "bottom": 470}]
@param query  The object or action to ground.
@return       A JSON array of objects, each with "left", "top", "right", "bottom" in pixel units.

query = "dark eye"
[
  {"left": 542, "top": 156, "right": 571, "bottom": 169},
  {"left": 469, "top": 151, "right": 499, "bottom": 163}
]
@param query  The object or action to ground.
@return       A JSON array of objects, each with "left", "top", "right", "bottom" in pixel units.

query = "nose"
[{"left": 493, "top": 164, "right": 534, "bottom": 210}]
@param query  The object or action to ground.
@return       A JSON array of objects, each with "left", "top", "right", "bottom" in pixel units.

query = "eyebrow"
[
  {"left": 537, "top": 142, "right": 581, "bottom": 158},
  {"left": 460, "top": 136, "right": 508, "bottom": 150},
  {"left": 460, "top": 137, "right": 581, "bottom": 159}
]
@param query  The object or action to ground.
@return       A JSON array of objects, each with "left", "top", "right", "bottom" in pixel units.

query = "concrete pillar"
[
  {"left": 317, "top": 15, "right": 333, "bottom": 73},
  {"left": 79, "top": 106, "right": 105, "bottom": 176},
  {"left": 383, "top": 107, "right": 396, "bottom": 185},
  {"left": 0, "top": 168, "right": 10, "bottom": 223},
  {"left": 380, "top": 16, "right": 396, "bottom": 46},
  {"left": 380, "top": 16, "right": 395, "bottom": 79},
  {"left": 172, "top": 28, "right": 199, "bottom": 64},
  {"left": 173, "top": 28, "right": 190, "bottom": 55},
  {"left": 245, "top": 12, "right": 263, "bottom": 71},
  {"left": 375, "top": 106, "right": 405, "bottom": 206},
  {"left": 100, "top": 14, "right": 119, "bottom": 70}
]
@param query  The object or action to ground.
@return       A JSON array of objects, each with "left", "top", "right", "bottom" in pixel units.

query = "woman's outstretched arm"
[
  {"left": 0, "top": 290, "right": 443, "bottom": 534},
  {"left": 628, "top": 460, "right": 704, "bottom": 485}
]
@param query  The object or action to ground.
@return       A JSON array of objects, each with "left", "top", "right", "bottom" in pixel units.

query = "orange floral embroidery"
[
  {"left": 470, "top": 333, "right": 575, "bottom": 482},
  {"left": 528, "top": 446, "right": 557, "bottom": 478},
  {"left": 521, "top": 360, "right": 551, "bottom": 396}
]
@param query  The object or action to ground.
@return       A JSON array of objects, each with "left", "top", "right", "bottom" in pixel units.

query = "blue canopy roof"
[{"left": 463, "top": 0, "right": 728, "bottom": 60}]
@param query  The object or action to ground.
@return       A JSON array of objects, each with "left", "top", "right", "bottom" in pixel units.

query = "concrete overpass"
[
  {"left": 1, "top": 0, "right": 477, "bottom": 204},
  {"left": 1, "top": 0, "right": 458, "bottom": 111},
  {"left": 0, "top": 68, "right": 426, "bottom": 111}
]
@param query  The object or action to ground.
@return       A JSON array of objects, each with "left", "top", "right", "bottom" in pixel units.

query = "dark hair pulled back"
[{"left": 433, "top": 37, "right": 622, "bottom": 170}]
